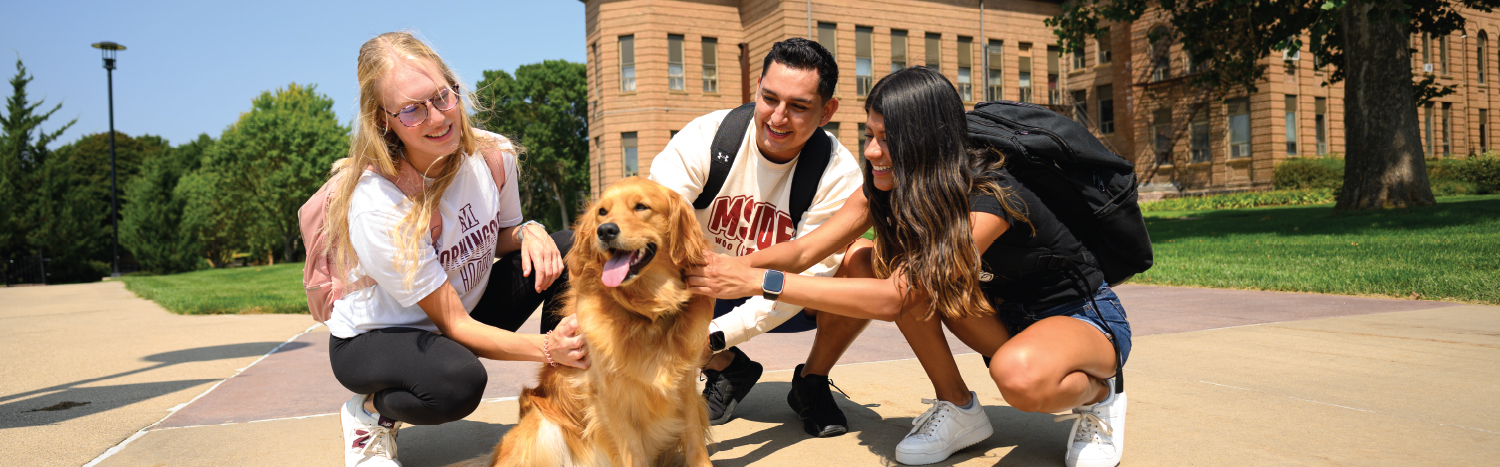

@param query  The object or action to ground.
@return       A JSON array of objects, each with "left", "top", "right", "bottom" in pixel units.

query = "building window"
[
  {"left": 856, "top": 26, "right": 873, "bottom": 97},
  {"left": 987, "top": 40, "right": 1003, "bottom": 101},
  {"left": 1424, "top": 103, "right": 1435, "bottom": 156},
  {"left": 703, "top": 37, "right": 719, "bottom": 93},
  {"left": 1071, "top": 89, "right": 1088, "bottom": 124},
  {"left": 1311, "top": 34, "right": 1325, "bottom": 71},
  {"left": 668, "top": 34, "right": 685, "bottom": 91},
  {"left": 1480, "top": 31, "right": 1489, "bottom": 84},
  {"left": 1018, "top": 43, "right": 1033, "bottom": 103},
  {"left": 592, "top": 42, "right": 601, "bottom": 100},
  {"left": 1190, "top": 111, "right": 1210, "bottom": 163},
  {"left": 1228, "top": 99, "right": 1250, "bottom": 158},
  {"left": 1422, "top": 33, "right": 1433, "bottom": 72},
  {"left": 1047, "top": 45, "right": 1060, "bottom": 105},
  {"left": 957, "top": 36, "right": 974, "bottom": 101},
  {"left": 1315, "top": 97, "right": 1328, "bottom": 155},
  {"left": 858, "top": 123, "right": 868, "bottom": 154},
  {"left": 892, "top": 30, "right": 908, "bottom": 72},
  {"left": 926, "top": 32, "right": 942, "bottom": 72},
  {"left": 1283, "top": 42, "right": 1300, "bottom": 76},
  {"left": 1098, "top": 84, "right": 1114, "bottom": 134},
  {"left": 818, "top": 22, "right": 837, "bottom": 59},
  {"left": 1439, "top": 34, "right": 1449, "bottom": 74},
  {"left": 1149, "top": 26, "right": 1170, "bottom": 82},
  {"left": 1097, "top": 27, "right": 1112, "bottom": 64},
  {"left": 1154, "top": 108, "right": 1173, "bottom": 165},
  {"left": 1073, "top": 46, "right": 1086, "bottom": 70},
  {"left": 622, "top": 132, "right": 639, "bottom": 177},
  {"left": 1481, "top": 109, "right": 1489, "bottom": 153},
  {"left": 1285, "top": 95, "right": 1298, "bottom": 155},
  {"left": 1441, "top": 102, "right": 1451, "bottom": 156},
  {"left": 619, "top": 35, "right": 636, "bottom": 92}
]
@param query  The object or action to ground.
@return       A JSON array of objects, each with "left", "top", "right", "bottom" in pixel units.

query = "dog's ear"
[{"left": 669, "top": 192, "right": 708, "bottom": 267}]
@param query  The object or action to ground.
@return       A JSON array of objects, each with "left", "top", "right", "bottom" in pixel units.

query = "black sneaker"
[
  {"left": 702, "top": 347, "right": 763, "bottom": 425},
  {"left": 786, "top": 364, "right": 849, "bottom": 437}
]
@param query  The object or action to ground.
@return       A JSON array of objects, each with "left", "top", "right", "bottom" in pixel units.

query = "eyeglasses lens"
[
  {"left": 397, "top": 104, "right": 427, "bottom": 127},
  {"left": 432, "top": 88, "right": 458, "bottom": 112}
]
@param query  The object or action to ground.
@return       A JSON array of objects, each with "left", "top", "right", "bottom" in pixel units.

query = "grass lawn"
[
  {"left": 121, "top": 263, "right": 308, "bottom": 315},
  {"left": 1133, "top": 193, "right": 1500, "bottom": 304}
]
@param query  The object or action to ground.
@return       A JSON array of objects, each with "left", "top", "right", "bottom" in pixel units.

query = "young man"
[{"left": 648, "top": 38, "right": 867, "bottom": 437}]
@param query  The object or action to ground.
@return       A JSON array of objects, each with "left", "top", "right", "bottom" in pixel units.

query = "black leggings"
[{"left": 328, "top": 230, "right": 574, "bottom": 425}]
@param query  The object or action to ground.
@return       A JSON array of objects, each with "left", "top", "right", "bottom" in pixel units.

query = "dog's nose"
[{"left": 597, "top": 223, "right": 620, "bottom": 241}]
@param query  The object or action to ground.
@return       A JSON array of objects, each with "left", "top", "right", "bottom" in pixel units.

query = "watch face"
[{"left": 763, "top": 270, "right": 785, "bottom": 293}]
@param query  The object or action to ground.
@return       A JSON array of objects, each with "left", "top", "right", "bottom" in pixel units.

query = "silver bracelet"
[{"left": 515, "top": 220, "right": 544, "bottom": 243}]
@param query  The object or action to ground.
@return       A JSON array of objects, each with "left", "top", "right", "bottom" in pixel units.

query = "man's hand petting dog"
[
  {"left": 548, "top": 314, "right": 590, "bottom": 369},
  {"left": 685, "top": 251, "right": 760, "bottom": 300}
]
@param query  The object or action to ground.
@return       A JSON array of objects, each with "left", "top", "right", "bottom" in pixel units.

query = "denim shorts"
[{"left": 993, "top": 285, "right": 1132, "bottom": 366}]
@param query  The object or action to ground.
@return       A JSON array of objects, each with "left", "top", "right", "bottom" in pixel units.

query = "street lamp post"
[{"left": 91, "top": 41, "right": 125, "bottom": 278}]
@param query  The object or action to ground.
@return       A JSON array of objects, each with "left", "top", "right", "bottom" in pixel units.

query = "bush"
[
  {"left": 1141, "top": 189, "right": 1337, "bottom": 211},
  {"left": 1274, "top": 157, "right": 1344, "bottom": 190},
  {"left": 1429, "top": 154, "right": 1500, "bottom": 194}
]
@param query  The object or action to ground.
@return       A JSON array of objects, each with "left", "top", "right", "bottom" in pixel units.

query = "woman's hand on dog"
[
  {"left": 685, "top": 251, "right": 762, "bottom": 299},
  {"left": 550, "top": 314, "right": 591, "bottom": 369},
  {"left": 520, "top": 224, "right": 564, "bottom": 293}
]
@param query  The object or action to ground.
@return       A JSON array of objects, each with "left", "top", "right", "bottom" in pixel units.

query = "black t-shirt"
[{"left": 968, "top": 168, "right": 1104, "bottom": 307}]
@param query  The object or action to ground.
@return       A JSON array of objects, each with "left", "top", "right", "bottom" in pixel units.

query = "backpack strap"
[
  {"left": 694, "top": 102, "right": 757, "bottom": 210},
  {"left": 787, "top": 127, "right": 832, "bottom": 232}
]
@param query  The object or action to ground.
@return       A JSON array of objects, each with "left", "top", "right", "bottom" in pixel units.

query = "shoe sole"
[
  {"left": 709, "top": 399, "right": 737, "bottom": 426},
  {"left": 894, "top": 420, "right": 995, "bottom": 465}
]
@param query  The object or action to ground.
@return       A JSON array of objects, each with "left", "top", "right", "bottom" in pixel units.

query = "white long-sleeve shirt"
[{"left": 650, "top": 109, "right": 863, "bottom": 348}]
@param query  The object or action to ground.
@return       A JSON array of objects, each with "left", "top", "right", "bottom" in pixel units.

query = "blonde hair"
[{"left": 324, "top": 31, "right": 493, "bottom": 290}]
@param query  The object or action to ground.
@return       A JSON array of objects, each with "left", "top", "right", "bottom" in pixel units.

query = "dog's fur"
[{"left": 463, "top": 177, "right": 714, "bottom": 467}]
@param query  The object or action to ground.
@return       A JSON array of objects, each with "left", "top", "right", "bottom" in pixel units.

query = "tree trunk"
[
  {"left": 1335, "top": 0, "right": 1436, "bottom": 211},
  {"left": 549, "top": 178, "right": 571, "bottom": 229}
]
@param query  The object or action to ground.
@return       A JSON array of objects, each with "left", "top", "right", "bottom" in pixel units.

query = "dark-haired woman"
[{"left": 687, "top": 66, "right": 1131, "bottom": 467}]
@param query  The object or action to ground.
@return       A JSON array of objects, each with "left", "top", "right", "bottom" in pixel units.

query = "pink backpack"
[{"left": 299, "top": 139, "right": 508, "bottom": 322}]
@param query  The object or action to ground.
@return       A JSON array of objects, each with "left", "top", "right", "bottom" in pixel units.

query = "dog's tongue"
[{"left": 601, "top": 251, "right": 633, "bottom": 287}]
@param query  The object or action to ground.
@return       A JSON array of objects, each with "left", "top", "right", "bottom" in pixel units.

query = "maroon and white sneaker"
[{"left": 341, "top": 394, "right": 402, "bottom": 467}]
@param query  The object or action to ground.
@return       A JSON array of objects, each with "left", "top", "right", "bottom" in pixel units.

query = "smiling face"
[
  {"left": 863, "top": 111, "right": 895, "bottom": 191},
  {"left": 379, "top": 57, "right": 463, "bottom": 170},
  {"left": 753, "top": 61, "right": 837, "bottom": 163}
]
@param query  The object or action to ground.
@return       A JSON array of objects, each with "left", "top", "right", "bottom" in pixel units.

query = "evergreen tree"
[{"left": 1, "top": 57, "right": 75, "bottom": 282}]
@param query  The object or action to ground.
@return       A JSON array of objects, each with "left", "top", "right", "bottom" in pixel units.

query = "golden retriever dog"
[{"left": 458, "top": 177, "right": 715, "bottom": 467}]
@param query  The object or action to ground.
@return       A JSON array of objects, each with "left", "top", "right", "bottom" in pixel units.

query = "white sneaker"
[
  {"left": 895, "top": 391, "right": 994, "bottom": 465},
  {"left": 341, "top": 394, "right": 402, "bottom": 467},
  {"left": 1054, "top": 379, "right": 1126, "bottom": 467}
]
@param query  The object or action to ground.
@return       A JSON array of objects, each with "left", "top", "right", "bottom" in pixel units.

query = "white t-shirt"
[
  {"left": 650, "top": 109, "right": 863, "bottom": 348},
  {"left": 326, "top": 138, "right": 523, "bottom": 338}
]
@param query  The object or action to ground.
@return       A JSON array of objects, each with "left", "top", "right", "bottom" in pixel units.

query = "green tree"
[
  {"left": 121, "top": 134, "right": 214, "bottom": 273},
  {"left": 191, "top": 83, "right": 348, "bottom": 263},
  {"left": 1049, "top": 0, "right": 1496, "bottom": 210},
  {"left": 36, "top": 131, "right": 167, "bottom": 282},
  {"left": 1, "top": 57, "right": 75, "bottom": 280},
  {"left": 474, "top": 60, "right": 590, "bottom": 229}
]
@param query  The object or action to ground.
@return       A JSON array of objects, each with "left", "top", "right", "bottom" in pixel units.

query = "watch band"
[{"left": 515, "top": 220, "right": 543, "bottom": 243}]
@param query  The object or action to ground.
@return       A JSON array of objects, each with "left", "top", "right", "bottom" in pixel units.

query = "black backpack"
[
  {"left": 966, "top": 100, "right": 1153, "bottom": 285},
  {"left": 691, "top": 102, "right": 832, "bottom": 233},
  {"left": 967, "top": 100, "right": 1153, "bottom": 393}
]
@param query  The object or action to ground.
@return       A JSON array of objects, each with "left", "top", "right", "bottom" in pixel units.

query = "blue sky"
[{"left": 2, "top": 0, "right": 586, "bottom": 148}]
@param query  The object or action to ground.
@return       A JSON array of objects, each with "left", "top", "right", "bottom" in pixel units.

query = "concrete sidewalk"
[{"left": 4, "top": 282, "right": 1497, "bottom": 466}]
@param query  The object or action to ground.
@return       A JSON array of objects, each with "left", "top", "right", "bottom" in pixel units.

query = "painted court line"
[{"left": 82, "top": 323, "right": 325, "bottom": 467}]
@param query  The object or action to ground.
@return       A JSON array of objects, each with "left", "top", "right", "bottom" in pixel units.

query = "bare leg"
[
  {"left": 894, "top": 307, "right": 972, "bottom": 406},
  {"left": 802, "top": 239, "right": 876, "bottom": 377},
  {"left": 990, "top": 316, "right": 1116, "bottom": 413}
]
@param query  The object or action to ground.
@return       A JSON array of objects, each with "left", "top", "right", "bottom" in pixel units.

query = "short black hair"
[{"left": 761, "top": 37, "right": 838, "bottom": 103}]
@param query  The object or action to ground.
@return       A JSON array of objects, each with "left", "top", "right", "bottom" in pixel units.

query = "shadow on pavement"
[
  {"left": 0, "top": 341, "right": 306, "bottom": 428},
  {"left": 396, "top": 419, "right": 514, "bottom": 466}
]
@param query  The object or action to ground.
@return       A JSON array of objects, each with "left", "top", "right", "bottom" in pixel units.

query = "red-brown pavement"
[{"left": 6, "top": 281, "right": 1497, "bottom": 466}]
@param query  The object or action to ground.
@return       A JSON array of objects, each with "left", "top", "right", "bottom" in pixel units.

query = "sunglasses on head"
[{"left": 385, "top": 85, "right": 460, "bottom": 127}]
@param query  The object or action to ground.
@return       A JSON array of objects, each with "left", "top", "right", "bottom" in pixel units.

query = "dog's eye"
[
  {"left": 597, "top": 208, "right": 607, "bottom": 216},
  {"left": 634, "top": 203, "right": 650, "bottom": 211}
]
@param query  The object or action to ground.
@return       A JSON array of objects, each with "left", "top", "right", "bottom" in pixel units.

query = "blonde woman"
[{"left": 323, "top": 32, "right": 588, "bottom": 467}]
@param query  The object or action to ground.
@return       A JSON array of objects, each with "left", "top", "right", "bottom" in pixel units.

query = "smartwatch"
[
  {"left": 707, "top": 330, "right": 727, "bottom": 353},
  {"left": 761, "top": 269, "right": 786, "bottom": 301}
]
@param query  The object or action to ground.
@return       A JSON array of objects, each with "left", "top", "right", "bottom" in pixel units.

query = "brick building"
[{"left": 581, "top": 0, "right": 1500, "bottom": 197}]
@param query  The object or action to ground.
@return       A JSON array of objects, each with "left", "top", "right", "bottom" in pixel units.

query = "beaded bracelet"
[{"left": 542, "top": 331, "right": 559, "bottom": 367}]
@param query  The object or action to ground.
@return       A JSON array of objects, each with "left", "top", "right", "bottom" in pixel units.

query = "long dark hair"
[{"left": 863, "top": 67, "right": 1026, "bottom": 320}]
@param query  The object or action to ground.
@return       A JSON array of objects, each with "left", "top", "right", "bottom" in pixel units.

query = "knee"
[
  {"left": 837, "top": 239, "right": 876, "bottom": 278},
  {"left": 990, "top": 348, "right": 1050, "bottom": 413},
  {"left": 421, "top": 360, "right": 488, "bottom": 424},
  {"left": 550, "top": 229, "right": 575, "bottom": 255}
]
